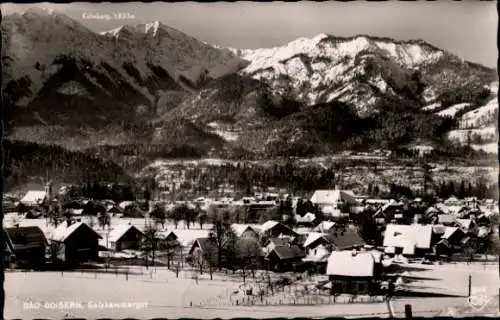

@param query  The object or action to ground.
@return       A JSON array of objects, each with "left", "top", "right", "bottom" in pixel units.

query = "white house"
[
  {"left": 310, "top": 189, "right": 359, "bottom": 216},
  {"left": 383, "top": 224, "right": 433, "bottom": 256}
]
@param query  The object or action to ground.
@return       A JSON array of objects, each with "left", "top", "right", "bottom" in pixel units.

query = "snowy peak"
[
  {"left": 228, "top": 32, "right": 493, "bottom": 115},
  {"left": 144, "top": 20, "right": 161, "bottom": 36}
]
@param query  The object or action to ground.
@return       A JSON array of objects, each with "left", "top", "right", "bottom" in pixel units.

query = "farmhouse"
[
  {"left": 265, "top": 244, "right": 306, "bottom": 272},
  {"left": 188, "top": 238, "right": 218, "bottom": 267},
  {"left": 5, "top": 226, "right": 48, "bottom": 270},
  {"left": 50, "top": 221, "right": 102, "bottom": 264},
  {"left": 310, "top": 189, "right": 359, "bottom": 215},
  {"left": 106, "top": 204, "right": 123, "bottom": 216},
  {"left": 383, "top": 224, "right": 433, "bottom": 256},
  {"left": 231, "top": 224, "right": 260, "bottom": 239},
  {"left": 259, "top": 220, "right": 297, "bottom": 238},
  {"left": 326, "top": 250, "right": 378, "bottom": 295},
  {"left": 107, "top": 223, "right": 143, "bottom": 251}
]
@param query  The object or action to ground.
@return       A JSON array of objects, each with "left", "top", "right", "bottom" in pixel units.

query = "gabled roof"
[
  {"left": 313, "top": 221, "right": 336, "bottom": 232},
  {"left": 5, "top": 226, "right": 48, "bottom": 249},
  {"left": 156, "top": 230, "right": 179, "bottom": 241},
  {"left": 188, "top": 237, "right": 217, "bottom": 255},
  {"left": 267, "top": 244, "right": 305, "bottom": 260},
  {"left": 119, "top": 201, "right": 135, "bottom": 210},
  {"left": 310, "top": 190, "right": 359, "bottom": 205},
  {"left": 108, "top": 223, "right": 143, "bottom": 243},
  {"left": 456, "top": 219, "right": 474, "bottom": 230},
  {"left": 231, "top": 224, "right": 259, "bottom": 237},
  {"left": 326, "top": 250, "right": 375, "bottom": 277},
  {"left": 303, "top": 232, "right": 325, "bottom": 249},
  {"left": 383, "top": 224, "right": 433, "bottom": 249},
  {"left": 20, "top": 191, "right": 47, "bottom": 206},
  {"left": 441, "top": 227, "right": 464, "bottom": 240},
  {"left": 324, "top": 229, "right": 365, "bottom": 250},
  {"left": 260, "top": 220, "right": 297, "bottom": 236},
  {"left": 260, "top": 220, "right": 280, "bottom": 232},
  {"left": 106, "top": 204, "right": 123, "bottom": 213},
  {"left": 50, "top": 221, "right": 102, "bottom": 242}
]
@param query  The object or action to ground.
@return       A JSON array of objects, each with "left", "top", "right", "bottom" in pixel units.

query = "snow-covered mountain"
[
  {"left": 229, "top": 33, "right": 496, "bottom": 117},
  {"left": 2, "top": 8, "right": 245, "bottom": 107},
  {"left": 2, "top": 8, "right": 246, "bottom": 148},
  {"left": 3, "top": 9, "right": 498, "bottom": 159}
]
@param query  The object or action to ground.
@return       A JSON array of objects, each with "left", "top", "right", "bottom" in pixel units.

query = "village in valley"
[
  {"left": 2, "top": 1, "right": 499, "bottom": 318},
  {"left": 3, "top": 169, "right": 500, "bottom": 318}
]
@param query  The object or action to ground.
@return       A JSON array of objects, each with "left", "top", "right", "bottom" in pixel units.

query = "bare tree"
[
  {"left": 168, "top": 205, "right": 183, "bottom": 229},
  {"left": 235, "top": 238, "right": 263, "bottom": 282},
  {"left": 141, "top": 224, "right": 160, "bottom": 269},
  {"left": 150, "top": 204, "right": 167, "bottom": 229},
  {"left": 97, "top": 211, "right": 111, "bottom": 230},
  {"left": 198, "top": 212, "right": 207, "bottom": 230},
  {"left": 208, "top": 207, "right": 237, "bottom": 270}
]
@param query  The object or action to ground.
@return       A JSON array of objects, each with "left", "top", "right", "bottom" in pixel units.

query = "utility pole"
[{"left": 468, "top": 274, "right": 472, "bottom": 297}]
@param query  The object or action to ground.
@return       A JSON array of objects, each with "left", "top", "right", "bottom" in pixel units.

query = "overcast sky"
[{"left": 2, "top": 1, "right": 497, "bottom": 67}]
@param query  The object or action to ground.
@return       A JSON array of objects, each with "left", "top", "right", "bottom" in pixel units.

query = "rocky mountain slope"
[
  {"left": 2, "top": 9, "right": 498, "bottom": 172},
  {"left": 2, "top": 8, "right": 246, "bottom": 149}
]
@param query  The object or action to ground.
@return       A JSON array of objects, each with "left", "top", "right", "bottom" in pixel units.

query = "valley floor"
[{"left": 5, "top": 262, "right": 499, "bottom": 319}]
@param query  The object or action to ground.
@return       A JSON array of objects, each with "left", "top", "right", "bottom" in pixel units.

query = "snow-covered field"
[
  {"left": 4, "top": 262, "right": 499, "bottom": 318},
  {"left": 436, "top": 103, "right": 471, "bottom": 118}
]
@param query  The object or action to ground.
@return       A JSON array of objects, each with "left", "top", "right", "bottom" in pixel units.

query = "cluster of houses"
[{"left": 3, "top": 183, "right": 498, "bottom": 296}]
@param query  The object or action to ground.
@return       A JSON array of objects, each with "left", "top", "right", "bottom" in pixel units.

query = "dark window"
[
  {"left": 358, "top": 282, "right": 366, "bottom": 292},
  {"left": 334, "top": 282, "right": 343, "bottom": 293}
]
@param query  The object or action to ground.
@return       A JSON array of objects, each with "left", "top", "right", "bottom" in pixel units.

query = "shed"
[
  {"left": 5, "top": 226, "right": 48, "bottom": 269},
  {"left": 50, "top": 221, "right": 102, "bottom": 264},
  {"left": 107, "top": 223, "right": 143, "bottom": 251}
]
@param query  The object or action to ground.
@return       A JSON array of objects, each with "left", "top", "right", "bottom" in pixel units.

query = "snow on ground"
[
  {"left": 471, "top": 143, "right": 498, "bottom": 154},
  {"left": 422, "top": 102, "right": 442, "bottom": 111},
  {"left": 436, "top": 103, "right": 470, "bottom": 118},
  {"left": 210, "top": 129, "right": 239, "bottom": 142},
  {"left": 5, "top": 262, "right": 499, "bottom": 318},
  {"left": 447, "top": 126, "right": 498, "bottom": 143},
  {"left": 459, "top": 98, "right": 498, "bottom": 128}
]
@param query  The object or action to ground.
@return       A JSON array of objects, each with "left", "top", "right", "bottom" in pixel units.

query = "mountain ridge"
[{"left": 2, "top": 9, "right": 498, "bottom": 178}]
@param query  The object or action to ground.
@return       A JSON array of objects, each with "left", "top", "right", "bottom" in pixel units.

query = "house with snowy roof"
[
  {"left": 265, "top": 244, "right": 305, "bottom": 272},
  {"left": 259, "top": 220, "right": 297, "bottom": 239},
  {"left": 231, "top": 224, "right": 260, "bottom": 239},
  {"left": 326, "top": 250, "right": 379, "bottom": 295},
  {"left": 295, "top": 212, "right": 316, "bottom": 225},
  {"left": 106, "top": 223, "right": 143, "bottom": 251},
  {"left": 50, "top": 221, "right": 102, "bottom": 264},
  {"left": 19, "top": 191, "right": 47, "bottom": 207},
  {"left": 310, "top": 189, "right": 359, "bottom": 216},
  {"left": 455, "top": 218, "right": 478, "bottom": 235},
  {"left": 313, "top": 221, "right": 337, "bottom": 233},
  {"left": 5, "top": 226, "right": 48, "bottom": 269},
  {"left": 383, "top": 224, "right": 434, "bottom": 256},
  {"left": 432, "top": 225, "right": 466, "bottom": 256}
]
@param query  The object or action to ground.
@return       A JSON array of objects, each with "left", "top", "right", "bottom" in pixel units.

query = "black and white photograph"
[{"left": 1, "top": 1, "right": 499, "bottom": 318}]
